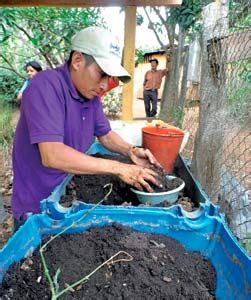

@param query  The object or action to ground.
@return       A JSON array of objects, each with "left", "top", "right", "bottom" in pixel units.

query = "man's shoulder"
[
  {"left": 31, "top": 65, "right": 66, "bottom": 90},
  {"left": 157, "top": 68, "right": 167, "bottom": 72},
  {"left": 157, "top": 68, "right": 168, "bottom": 76},
  {"left": 37, "top": 66, "right": 63, "bottom": 81}
]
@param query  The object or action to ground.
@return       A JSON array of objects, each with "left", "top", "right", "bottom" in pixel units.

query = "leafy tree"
[
  {"left": 229, "top": 0, "right": 250, "bottom": 29},
  {"left": 141, "top": 0, "right": 249, "bottom": 124},
  {"left": 0, "top": 7, "right": 103, "bottom": 102},
  {"left": 141, "top": 1, "right": 209, "bottom": 123}
]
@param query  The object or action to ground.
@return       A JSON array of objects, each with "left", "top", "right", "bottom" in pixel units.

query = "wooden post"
[{"left": 121, "top": 6, "right": 136, "bottom": 121}]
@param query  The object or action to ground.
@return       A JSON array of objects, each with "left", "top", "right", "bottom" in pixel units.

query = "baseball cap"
[{"left": 71, "top": 26, "right": 131, "bottom": 83}]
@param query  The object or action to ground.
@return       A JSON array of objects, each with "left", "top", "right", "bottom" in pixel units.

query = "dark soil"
[
  {"left": 177, "top": 196, "right": 199, "bottom": 212},
  {"left": 60, "top": 154, "right": 140, "bottom": 207},
  {"left": 0, "top": 223, "right": 216, "bottom": 299},
  {"left": 148, "top": 165, "right": 183, "bottom": 192},
  {"left": 60, "top": 154, "right": 185, "bottom": 208}
]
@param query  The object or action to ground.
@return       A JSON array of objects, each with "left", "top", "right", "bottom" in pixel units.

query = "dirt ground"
[
  {"left": 0, "top": 150, "right": 13, "bottom": 249},
  {"left": 0, "top": 224, "right": 216, "bottom": 299}
]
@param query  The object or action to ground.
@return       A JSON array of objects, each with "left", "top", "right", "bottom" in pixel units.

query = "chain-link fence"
[{"left": 181, "top": 0, "right": 250, "bottom": 254}]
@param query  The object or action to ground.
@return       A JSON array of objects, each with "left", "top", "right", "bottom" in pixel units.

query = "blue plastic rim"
[{"left": 0, "top": 204, "right": 250, "bottom": 299}]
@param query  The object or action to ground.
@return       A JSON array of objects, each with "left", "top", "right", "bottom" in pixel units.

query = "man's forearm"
[{"left": 38, "top": 141, "right": 124, "bottom": 176}]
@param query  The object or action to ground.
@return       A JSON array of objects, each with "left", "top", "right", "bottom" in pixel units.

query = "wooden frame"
[{"left": 0, "top": 1, "right": 182, "bottom": 7}]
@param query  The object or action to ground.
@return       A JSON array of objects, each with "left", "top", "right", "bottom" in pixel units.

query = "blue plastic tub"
[
  {"left": 1, "top": 142, "right": 249, "bottom": 298},
  {"left": 40, "top": 142, "right": 208, "bottom": 219},
  {"left": 0, "top": 204, "right": 250, "bottom": 299}
]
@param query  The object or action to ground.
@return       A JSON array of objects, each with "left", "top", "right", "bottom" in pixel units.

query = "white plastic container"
[{"left": 131, "top": 175, "right": 185, "bottom": 205}]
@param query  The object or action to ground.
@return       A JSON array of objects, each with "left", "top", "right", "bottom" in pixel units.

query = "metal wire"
[{"left": 180, "top": 0, "right": 250, "bottom": 253}]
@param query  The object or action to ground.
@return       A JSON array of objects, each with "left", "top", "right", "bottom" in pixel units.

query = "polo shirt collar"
[{"left": 61, "top": 61, "right": 88, "bottom": 103}]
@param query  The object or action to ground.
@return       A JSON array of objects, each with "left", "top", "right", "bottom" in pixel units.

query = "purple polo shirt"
[{"left": 11, "top": 62, "right": 111, "bottom": 220}]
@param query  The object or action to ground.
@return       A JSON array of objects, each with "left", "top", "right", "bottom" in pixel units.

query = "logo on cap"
[{"left": 110, "top": 43, "right": 120, "bottom": 57}]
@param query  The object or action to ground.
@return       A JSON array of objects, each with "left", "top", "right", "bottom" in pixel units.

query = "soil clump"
[{"left": 148, "top": 165, "right": 183, "bottom": 192}]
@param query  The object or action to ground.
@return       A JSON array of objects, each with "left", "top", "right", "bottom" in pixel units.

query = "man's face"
[
  {"left": 70, "top": 52, "right": 109, "bottom": 99},
  {"left": 151, "top": 61, "right": 158, "bottom": 71}
]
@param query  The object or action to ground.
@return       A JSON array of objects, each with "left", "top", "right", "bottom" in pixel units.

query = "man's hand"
[
  {"left": 128, "top": 146, "right": 162, "bottom": 169},
  {"left": 117, "top": 163, "right": 158, "bottom": 192}
]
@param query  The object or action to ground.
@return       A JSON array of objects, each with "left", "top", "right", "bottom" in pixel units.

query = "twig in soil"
[
  {"left": 41, "top": 183, "right": 113, "bottom": 250},
  {"left": 107, "top": 250, "right": 133, "bottom": 265},
  {"left": 56, "top": 251, "right": 133, "bottom": 298},
  {"left": 39, "top": 183, "right": 114, "bottom": 300}
]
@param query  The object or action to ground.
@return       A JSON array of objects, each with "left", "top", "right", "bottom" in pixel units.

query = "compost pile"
[
  {"left": 0, "top": 224, "right": 216, "bottom": 299},
  {"left": 60, "top": 154, "right": 182, "bottom": 207}
]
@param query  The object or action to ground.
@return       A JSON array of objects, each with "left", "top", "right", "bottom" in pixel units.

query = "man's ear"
[{"left": 71, "top": 51, "right": 84, "bottom": 71}]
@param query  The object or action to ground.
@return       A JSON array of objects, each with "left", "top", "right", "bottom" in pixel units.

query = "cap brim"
[{"left": 94, "top": 56, "right": 131, "bottom": 83}]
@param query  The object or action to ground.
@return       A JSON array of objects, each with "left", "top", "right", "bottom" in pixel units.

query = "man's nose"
[{"left": 99, "top": 77, "right": 109, "bottom": 91}]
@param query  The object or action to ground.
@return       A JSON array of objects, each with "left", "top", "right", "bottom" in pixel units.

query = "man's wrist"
[{"left": 127, "top": 145, "right": 137, "bottom": 157}]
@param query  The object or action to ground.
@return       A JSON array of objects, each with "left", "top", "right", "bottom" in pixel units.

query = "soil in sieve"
[
  {"left": 60, "top": 154, "right": 185, "bottom": 208},
  {"left": 0, "top": 223, "right": 216, "bottom": 299}
]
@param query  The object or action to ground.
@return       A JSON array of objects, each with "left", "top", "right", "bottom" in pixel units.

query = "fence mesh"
[{"left": 181, "top": 0, "right": 250, "bottom": 253}]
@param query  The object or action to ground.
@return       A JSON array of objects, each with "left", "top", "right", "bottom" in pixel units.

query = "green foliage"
[
  {"left": 0, "top": 7, "right": 103, "bottom": 104},
  {"left": 240, "top": 233, "right": 251, "bottom": 255},
  {"left": 227, "top": 83, "right": 251, "bottom": 122},
  {"left": 135, "top": 48, "right": 145, "bottom": 66},
  {"left": 1, "top": 7, "right": 102, "bottom": 58},
  {"left": 227, "top": 60, "right": 251, "bottom": 122},
  {"left": 229, "top": 0, "right": 250, "bottom": 30},
  {"left": 0, "top": 102, "right": 14, "bottom": 148},
  {"left": 0, "top": 69, "right": 23, "bottom": 103},
  {"left": 172, "top": 106, "right": 184, "bottom": 127},
  {"left": 102, "top": 89, "right": 122, "bottom": 117},
  {"left": 168, "top": 0, "right": 206, "bottom": 31},
  {"left": 136, "top": 13, "right": 144, "bottom": 26}
]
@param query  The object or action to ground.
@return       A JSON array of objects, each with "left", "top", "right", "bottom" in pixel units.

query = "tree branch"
[
  {"left": 0, "top": 54, "right": 25, "bottom": 78},
  {"left": 153, "top": 7, "right": 176, "bottom": 52},
  {"left": 143, "top": 7, "right": 165, "bottom": 49},
  {"left": 13, "top": 22, "right": 54, "bottom": 68}
]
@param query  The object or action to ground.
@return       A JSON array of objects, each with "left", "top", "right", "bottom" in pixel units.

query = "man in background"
[{"left": 143, "top": 58, "right": 168, "bottom": 118}]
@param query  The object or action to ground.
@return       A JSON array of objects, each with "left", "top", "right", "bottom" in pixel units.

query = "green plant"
[
  {"left": 135, "top": 48, "right": 144, "bottom": 67},
  {"left": 0, "top": 69, "right": 23, "bottom": 103},
  {"left": 102, "top": 89, "right": 122, "bottom": 117},
  {"left": 0, "top": 7, "right": 103, "bottom": 105},
  {"left": 40, "top": 184, "right": 133, "bottom": 299},
  {"left": 227, "top": 81, "right": 251, "bottom": 121},
  {"left": 240, "top": 233, "right": 251, "bottom": 256},
  {"left": 0, "top": 102, "right": 14, "bottom": 147},
  {"left": 172, "top": 106, "right": 184, "bottom": 127}
]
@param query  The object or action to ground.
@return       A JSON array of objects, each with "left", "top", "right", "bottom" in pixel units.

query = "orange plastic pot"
[{"left": 142, "top": 126, "right": 184, "bottom": 173}]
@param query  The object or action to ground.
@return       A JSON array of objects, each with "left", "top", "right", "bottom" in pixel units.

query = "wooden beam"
[
  {"left": 0, "top": 0, "right": 182, "bottom": 7},
  {"left": 121, "top": 6, "right": 136, "bottom": 121}
]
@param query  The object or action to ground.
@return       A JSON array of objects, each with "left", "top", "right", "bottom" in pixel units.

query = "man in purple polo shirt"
[{"left": 11, "top": 26, "right": 161, "bottom": 230}]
